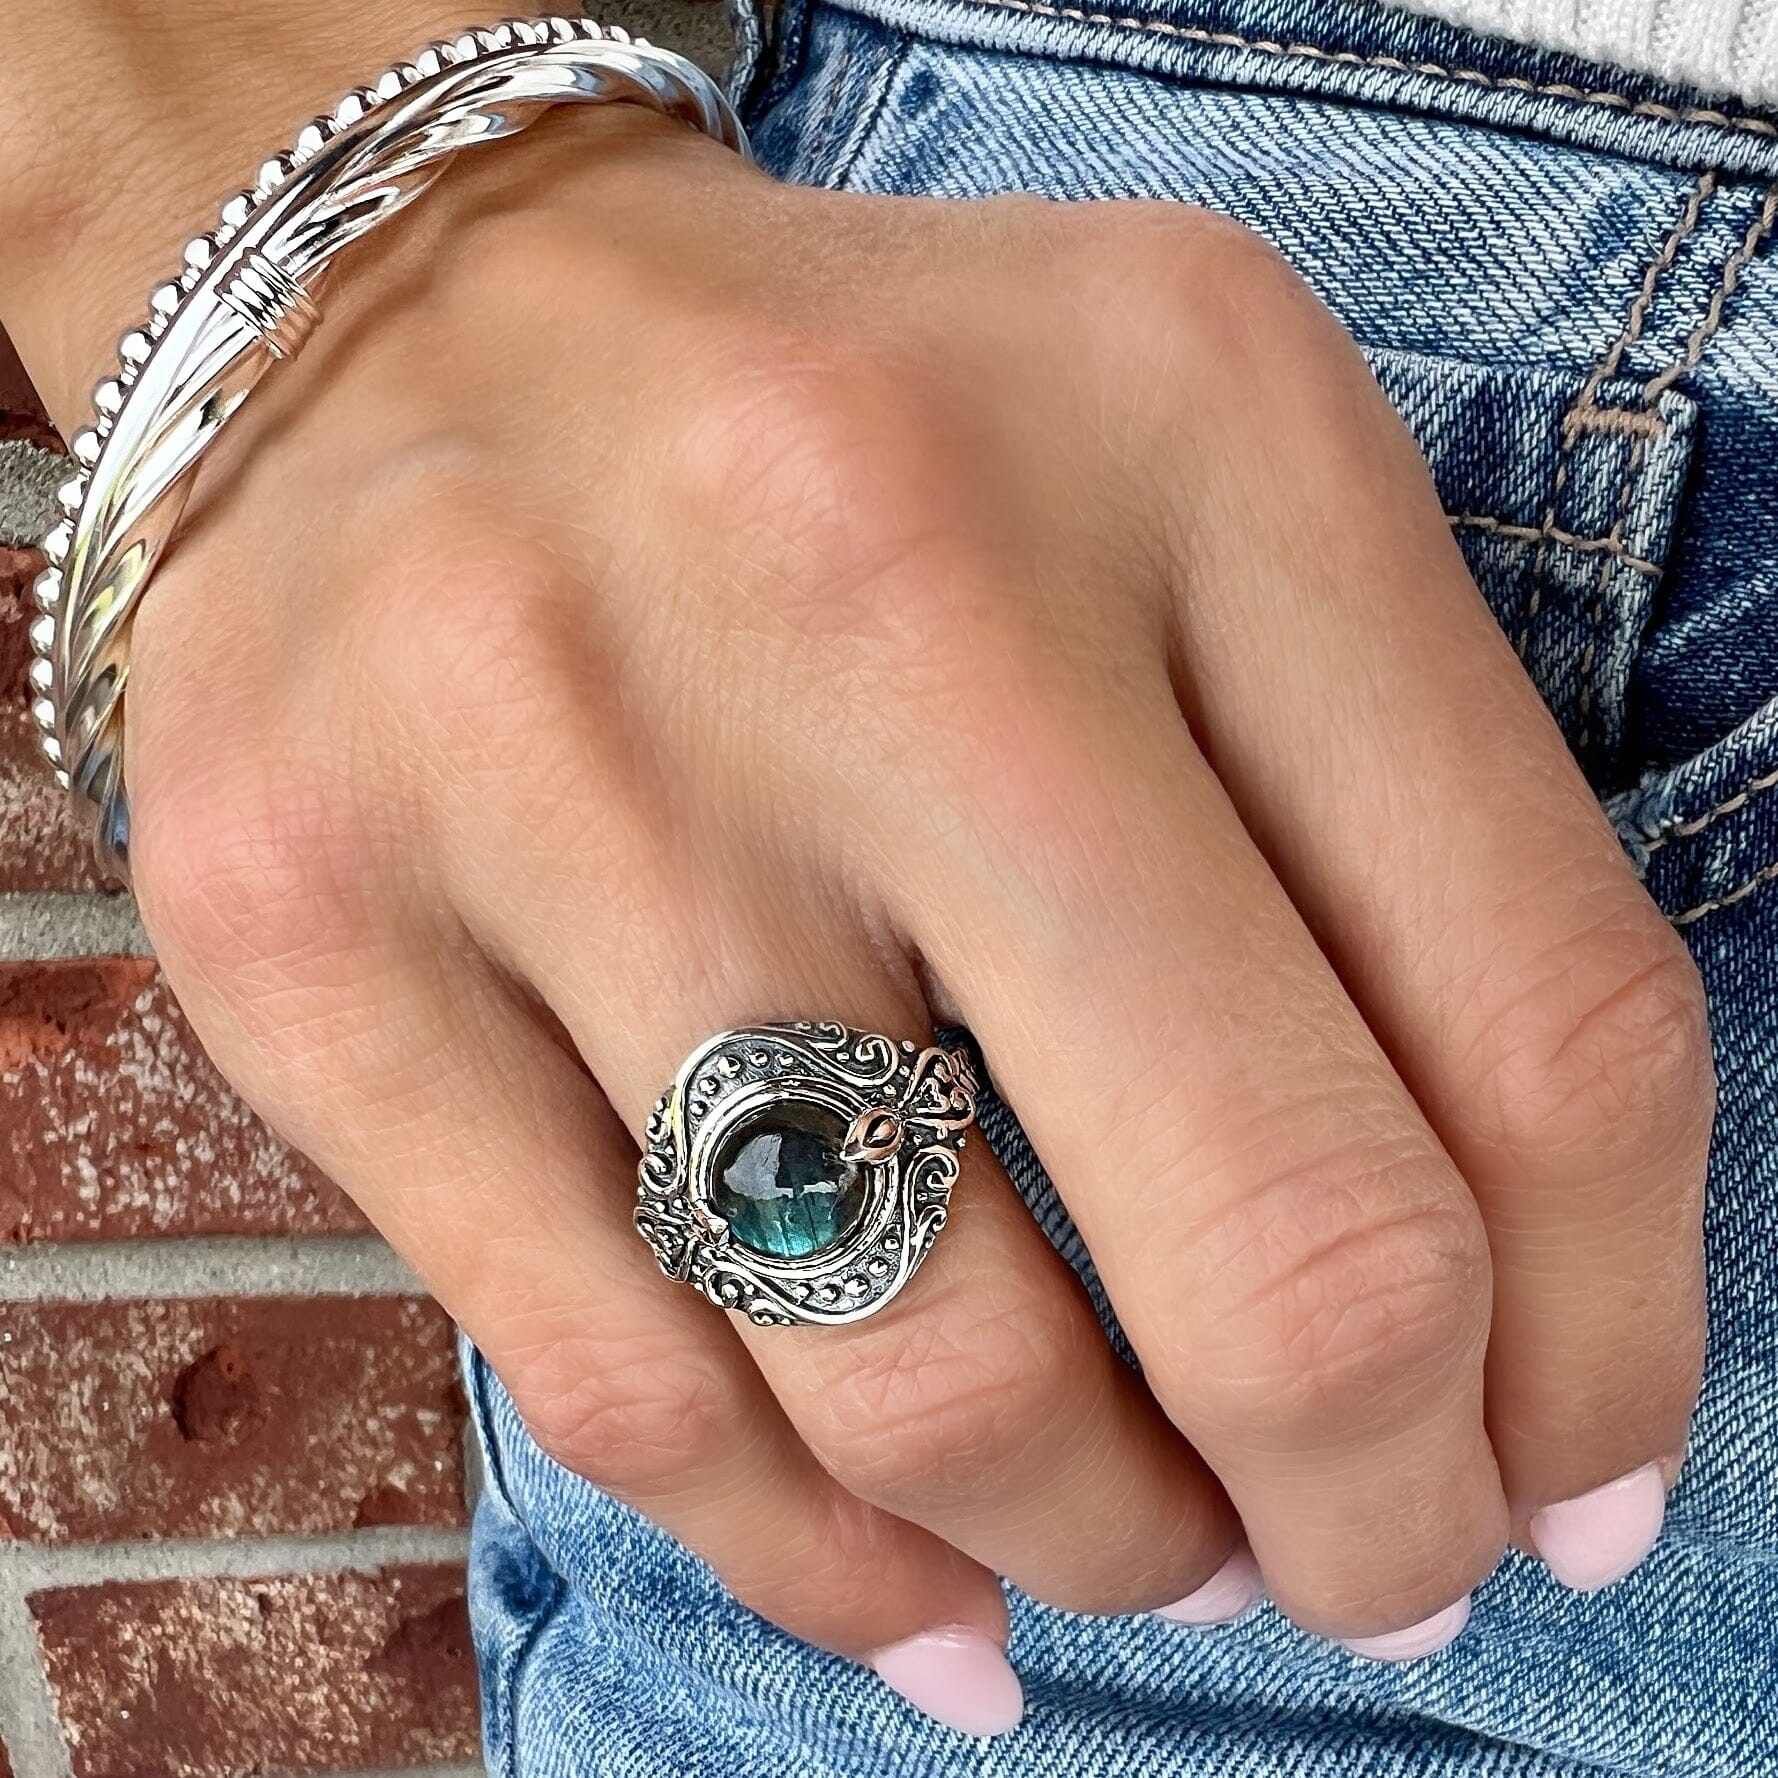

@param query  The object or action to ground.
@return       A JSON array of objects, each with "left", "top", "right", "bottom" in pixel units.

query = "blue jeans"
[{"left": 464, "top": 0, "right": 1778, "bottom": 1769}]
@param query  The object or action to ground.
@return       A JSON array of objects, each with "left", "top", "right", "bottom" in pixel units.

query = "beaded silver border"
[{"left": 635, "top": 1022, "right": 978, "bottom": 1327}]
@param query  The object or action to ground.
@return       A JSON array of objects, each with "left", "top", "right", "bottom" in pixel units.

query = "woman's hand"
[{"left": 2, "top": 22, "right": 1713, "bottom": 1730}]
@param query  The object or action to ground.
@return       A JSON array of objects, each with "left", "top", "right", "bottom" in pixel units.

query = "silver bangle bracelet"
[{"left": 28, "top": 16, "right": 750, "bottom": 880}]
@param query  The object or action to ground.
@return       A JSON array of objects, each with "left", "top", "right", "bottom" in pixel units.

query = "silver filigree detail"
[{"left": 635, "top": 1022, "right": 977, "bottom": 1328}]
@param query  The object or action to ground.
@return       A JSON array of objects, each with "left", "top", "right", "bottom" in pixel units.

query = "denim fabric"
[{"left": 465, "top": 0, "right": 1778, "bottom": 1770}]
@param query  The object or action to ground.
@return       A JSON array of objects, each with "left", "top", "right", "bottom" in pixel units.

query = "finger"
[
  {"left": 1146, "top": 280, "right": 1710, "bottom": 1586},
  {"left": 129, "top": 817, "right": 1012, "bottom": 1688},
  {"left": 440, "top": 786, "right": 1249, "bottom": 1625},
  {"left": 884, "top": 642, "right": 1510, "bottom": 1646}
]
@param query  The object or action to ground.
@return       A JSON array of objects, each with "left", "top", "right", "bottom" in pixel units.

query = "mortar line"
[
  {"left": 0, "top": 438, "right": 61, "bottom": 548},
  {"left": 0, "top": 1234, "right": 424, "bottom": 1301},
  {"left": 0, "top": 892, "right": 149, "bottom": 959},
  {"left": 0, "top": 1565, "right": 74, "bottom": 1778},
  {"left": 7, "top": 1526, "right": 472, "bottom": 1592}
]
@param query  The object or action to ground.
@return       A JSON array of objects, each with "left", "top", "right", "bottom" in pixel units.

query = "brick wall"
[
  {"left": 0, "top": 8, "right": 732, "bottom": 1771},
  {"left": 0, "top": 382, "right": 482, "bottom": 1776}
]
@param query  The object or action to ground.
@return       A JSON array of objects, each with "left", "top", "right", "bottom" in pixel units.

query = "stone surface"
[
  {"left": 604, "top": 0, "right": 732, "bottom": 69},
  {"left": 0, "top": 1296, "right": 467, "bottom": 1543},
  {"left": 29, "top": 1566, "right": 480, "bottom": 1778},
  {"left": 712, "top": 1102, "right": 866, "bottom": 1257},
  {"left": 0, "top": 959, "right": 365, "bottom": 1243},
  {"left": 0, "top": 444, "right": 61, "bottom": 546}
]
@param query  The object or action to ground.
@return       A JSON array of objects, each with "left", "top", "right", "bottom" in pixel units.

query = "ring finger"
[{"left": 443, "top": 791, "right": 1248, "bottom": 1625}]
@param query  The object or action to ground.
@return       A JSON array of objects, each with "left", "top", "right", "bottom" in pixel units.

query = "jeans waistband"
[{"left": 729, "top": 0, "right": 1778, "bottom": 179}]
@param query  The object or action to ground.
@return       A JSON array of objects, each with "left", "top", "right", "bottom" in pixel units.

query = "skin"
[{"left": 0, "top": 0, "right": 1715, "bottom": 1694}]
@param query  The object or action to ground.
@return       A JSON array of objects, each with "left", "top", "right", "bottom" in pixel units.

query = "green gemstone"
[{"left": 710, "top": 1103, "right": 865, "bottom": 1259}]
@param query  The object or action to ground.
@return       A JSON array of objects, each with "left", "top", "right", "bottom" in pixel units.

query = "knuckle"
[
  {"left": 1068, "top": 203, "right": 1389, "bottom": 478},
  {"left": 800, "top": 1286, "right": 1086, "bottom": 1507},
  {"left": 675, "top": 345, "right": 975, "bottom": 644},
  {"left": 352, "top": 499, "right": 567, "bottom": 730},
  {"left": 131, "top": 754, "right": 374, "bottom": 989},
  {"left": 515, "top": 1338, "right": 735, "bottom": 1496},
  {"left": 1469, "top": 920, "right": 1716, "bottom": 1175},
  {"left": 1082, "top": 202, "right": 1330, "bottom": 379},
  {"left": 1168, "top": 1144, "right": 1491, "bottom": 1440}
]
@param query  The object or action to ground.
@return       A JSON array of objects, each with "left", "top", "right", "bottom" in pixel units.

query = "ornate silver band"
[
  {"left": 29, "top": 17, "right": 749, "bottom": 880},
  {"left": 635, "top": 1022, "right": 979, "bottom": 1327}
]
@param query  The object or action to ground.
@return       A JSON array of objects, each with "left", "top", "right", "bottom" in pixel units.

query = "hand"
[{"left": 1, "top": 23, "right": 1713, "bottom": 1731}]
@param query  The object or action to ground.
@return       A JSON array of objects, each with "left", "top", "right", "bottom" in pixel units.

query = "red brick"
[
  {"left": 0, "top": 959, "right": 365, "bottom": 1242},
  {"left": 31, "top": 1566, "right": 479, "bottom": 1778},
  {"left": 0, "top": 1297, "right": 467, "bottom": 1543},
  {"left": 0, "top": 544, "right": 108, "bottom": 890},
  {"left": 0, "top": 328, "right": 55, "bottom": 444},
  {"left": 0, "top": 1731, "right": 12, "bottom": 1778}
]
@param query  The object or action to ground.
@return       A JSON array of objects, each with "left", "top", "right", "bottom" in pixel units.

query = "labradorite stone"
[{"left": 711, "top": 1103, "right": 865, "bottom": 1258}]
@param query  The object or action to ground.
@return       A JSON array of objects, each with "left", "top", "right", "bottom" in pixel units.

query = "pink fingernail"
[
  {"left": 1156, "top": 1544, "right": 1266, "bottom": 1627},
  {"left": 1531, "top": 1462, "right": 1667, "bottom": 1592},
  {"left": 1339, "top": 1595, "right": 1470, "bottom": 1661},
  {"left": 866, "top": 1625, "right": 1024, "bottom": 1736}
]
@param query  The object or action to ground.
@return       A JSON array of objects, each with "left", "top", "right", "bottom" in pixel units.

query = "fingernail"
[
  {"left": 1339, "top": 1595, "right": 1470, "bottom": 1662},
  {"left": 867, "top": 1625, "right": 1024, "bottom": 1736},
  {"left": 1156, "top": 1543, "right": 1266, "bottom": 1627},
  {"left": 1531, "top": 1462, "right": 1667, "bottom": 1592}
]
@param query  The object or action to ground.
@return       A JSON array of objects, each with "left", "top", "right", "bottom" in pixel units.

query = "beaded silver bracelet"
[{"left": 29, "top": 17, "right": 749, "bottom": 879}]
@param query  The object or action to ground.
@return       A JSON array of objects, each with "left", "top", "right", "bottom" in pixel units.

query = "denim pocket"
[
  {"left": 747, "top": 1, "right": 1778, "bottom": 801},
  {"left": 460, "top": 1338, "right": 909, "bottom": 1778},
  {"left": 1371, "top": 353, "right": 1699, "bottom": 785},
  {"left": 1616, "top": 697, "right": 1778, "bottom": 927}
]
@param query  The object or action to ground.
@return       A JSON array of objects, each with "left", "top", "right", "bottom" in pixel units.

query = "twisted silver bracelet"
[{"left": 28, "top": 16, "right": 749, "bottom": 880}]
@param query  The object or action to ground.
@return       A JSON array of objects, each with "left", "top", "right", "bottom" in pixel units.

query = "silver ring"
[{"left": 635, "top": 1021, "right": 978, "bottom": 1327}]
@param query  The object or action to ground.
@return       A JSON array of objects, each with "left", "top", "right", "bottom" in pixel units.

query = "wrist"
[{"left": 0, "top": 0, "right": 473, "bottom": 423}]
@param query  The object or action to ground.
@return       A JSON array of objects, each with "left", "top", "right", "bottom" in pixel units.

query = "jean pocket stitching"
[
  {"left": 1613, "top": 695, "right": 1778, "bottom": 923},
  {"left": 1672, "top": 856, "right": 1778, "bottom": 925},
  {"left": 826, "top": 33, "right": 912, "bottom": 186},
  {"left": 1640, "top": 182, "right": 1778, "bottom": 404},
  {"left": 1515, "top": 172, "right": 1710, "bottom": 665},
  {"left": 1578, "top": 434, "right": 1653, "bottom": 755},
  {"left": 1579, "top": 172, "right": 1720, "bottom": 399},
  {"left": 1526, "top": 173, "right": 1777, "bottom": 774},
  {"left": 954, "top": 0, "right": 1778, "bottom": 141},
  {"left": 1447, "top": 514, "right": 1662, "bottom": 578},
  {"left": 1647, "top": 764, "right": 1778, "bottom": 848}
]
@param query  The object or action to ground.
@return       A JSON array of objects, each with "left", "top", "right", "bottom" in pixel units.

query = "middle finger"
[{"left": 441, "top": 745, "right": 1249, "bottom": 1623}]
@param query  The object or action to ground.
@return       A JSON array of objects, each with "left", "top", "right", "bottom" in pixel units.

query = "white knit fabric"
[{"left": 1397, "top": 0, "right": 1778, "bottom": 105}]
